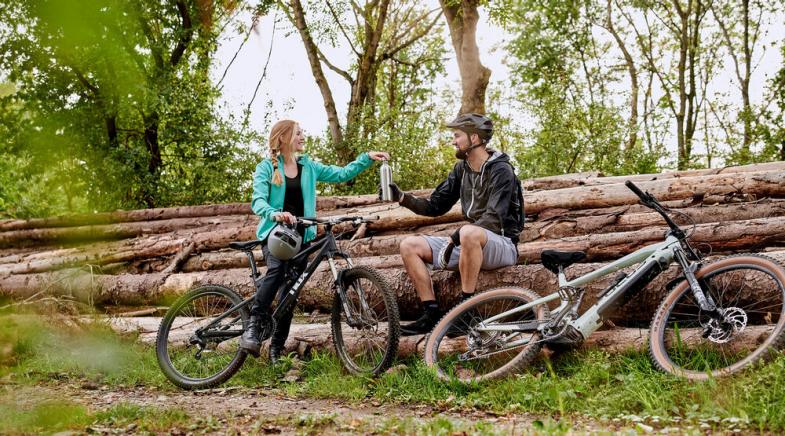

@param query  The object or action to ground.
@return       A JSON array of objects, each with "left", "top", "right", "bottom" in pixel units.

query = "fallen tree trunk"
[
  {"left": 5, "top": 205, "right": 785, "bottom": 276},
  {"left": 5, "top": 251, "right": 784, "bottom": 324},
  {"left": 524, "top": 161, "right": 785, "bottom": 191},
  {"left": 108, "top": 318, "right": 769, "bottom": 358},
  {"left": 525, "top": 170, "right": 785, "bottom": 215},
  {"left": 0, "top": 215, "right": 256, "bottom": 249},
  {"left": 342, "top": 214, "right": 785, "bottom": 262},
  {"left": 4, "top": 169, "right": 783, "bottom": 251},
  {"left": 3, "top": 162, "right": 781, "bottom": 236},
  {"left": 0, "top": 203, "right": 252, "bottom": 233},
  {"left": 0, "top": 224, "right": 258, "bottom": 276}
]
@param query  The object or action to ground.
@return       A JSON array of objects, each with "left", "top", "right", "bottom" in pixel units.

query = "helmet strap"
[{"left": 455, "top": 131, "right": 486, "bottom": 160}]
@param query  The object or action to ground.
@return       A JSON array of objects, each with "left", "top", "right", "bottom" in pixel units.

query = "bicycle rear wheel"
[
  {"left": 424, "top": 287, "right": 550, "bottom": 383},
  {"left": 156, "top": 285, "right": 249, "bottom": 389},
  {"left": 331, "top": 266, "right": 399, "bottom": 376},
  {"left": 649, "top": 254, "right": 785, "bottom": 380}
]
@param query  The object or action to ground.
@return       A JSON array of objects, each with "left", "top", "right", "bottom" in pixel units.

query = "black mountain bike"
[{"left": 156, "top": 216, "right": 400, "bottom": 389}]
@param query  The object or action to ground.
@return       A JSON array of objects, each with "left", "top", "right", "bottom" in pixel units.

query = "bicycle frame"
[
  {"left": 194, "top": 226, "right": 357, "bottom": 340},
  {"left": 476, "top": 234, "right": 686, "bottom": 343}
]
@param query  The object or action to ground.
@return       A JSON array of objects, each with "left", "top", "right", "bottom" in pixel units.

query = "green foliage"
[
  {"left": 0, "top": 0, "right": 261, "bottom": 218},
  {"left": 504, "top": 0, "right": 664, "bottom": 178},
  {"left": 303, "top": 9, "right": 455, "bottom": 195}
]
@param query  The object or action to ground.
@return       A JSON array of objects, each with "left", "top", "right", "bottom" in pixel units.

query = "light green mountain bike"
[{"left": 424, "top": 181, "right": 785, "bottom": 382}]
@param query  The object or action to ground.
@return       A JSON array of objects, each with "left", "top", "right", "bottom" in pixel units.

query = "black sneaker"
[
  {"left": 239, "top": 314, "right": 269, "bottom": 357},
  {"left": 400, "top": 312, "right": 440, "bottom": 336}
]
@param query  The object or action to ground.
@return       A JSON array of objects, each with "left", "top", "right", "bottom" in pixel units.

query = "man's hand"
[{"left": 436, "top": 229, "right": 462, "bottom": 270}]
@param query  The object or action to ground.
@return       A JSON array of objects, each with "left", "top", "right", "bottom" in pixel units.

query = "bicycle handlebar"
[
  {"left": 625, "top": 180, "right": 649, "bottom": 203},
  {"left": 625, "top": 181, "right": 685, "bottom": 238},
  {"left": 296, "top": 215, "right": 380, "bottom": 227}
]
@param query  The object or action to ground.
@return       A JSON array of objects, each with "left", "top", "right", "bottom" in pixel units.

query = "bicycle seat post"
[
  {"left": 557, "top": 266, "right": 568, "bottom": 288},
  {"left": 245, "top": 251, "right": 260, "bottom": 280}
]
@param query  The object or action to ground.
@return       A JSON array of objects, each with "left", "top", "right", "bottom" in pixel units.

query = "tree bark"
[
  {"left": 110, "top": 318, "right": 774, "bottom": 358},
  {"left": 0, "top": 215, "right": 256, "bottom": 249},
  {"left": 4, "top": 251, "right": 785, "bottom": 325},
  {"left": 4, "top": 160, "right": 780, "bottom": 235},
  {"left": 439, "top": 0, "right": 490, "bottom": 114},
  {"left": 523, "top": 160, "right": 785, "bottom": 191}
]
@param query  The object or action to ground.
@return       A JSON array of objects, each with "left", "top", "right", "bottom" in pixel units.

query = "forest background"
[{"left": 1, "top": 0, "right": 784, "bottom": 219}]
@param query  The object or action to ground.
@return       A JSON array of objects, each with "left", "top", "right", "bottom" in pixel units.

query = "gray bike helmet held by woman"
[{"left": 267, "top": 224, "right": 302, "bottom": 260}]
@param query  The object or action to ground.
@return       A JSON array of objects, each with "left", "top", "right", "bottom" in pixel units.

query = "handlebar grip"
[{"left": 625, "top": 180, "right": 648, "bottom": 202}]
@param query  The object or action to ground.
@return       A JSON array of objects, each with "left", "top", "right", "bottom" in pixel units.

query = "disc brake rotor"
[{"left": 705, "top": 307, "right": 747, "bottom": 344}]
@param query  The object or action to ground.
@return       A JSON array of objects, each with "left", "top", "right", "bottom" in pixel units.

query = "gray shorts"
[{"left": 422, "top": 229, "right": 518, "bottom": 271}]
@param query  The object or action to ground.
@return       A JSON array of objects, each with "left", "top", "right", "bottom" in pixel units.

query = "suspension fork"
[
  {"left": 673, "top": 247, "right": 717, "bottom": 313},
  {"left": 329, "top": 255, "right": 368, "bottom": 326}
]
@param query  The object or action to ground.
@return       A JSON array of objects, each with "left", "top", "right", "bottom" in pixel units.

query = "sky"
[
  {"left": 210, "top": 3, "right": 784, "bottom": 163},
  {"left": 211, "top": 3, "right": 509, "bottom": 139}
]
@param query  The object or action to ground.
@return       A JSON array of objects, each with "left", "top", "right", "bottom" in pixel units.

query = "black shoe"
[
  {"left": 240, "top": 315, "right": 267, "bottom": 357},
  {"left": 400, "top": 312, "right": 440, "bottom": 336},
  {"left": 268, "top": 345, "right": 282, "bottom": 365}
]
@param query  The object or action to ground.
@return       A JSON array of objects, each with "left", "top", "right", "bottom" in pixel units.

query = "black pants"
[{"left": 250, "top": 242, "right": 309, "bottom": 350}]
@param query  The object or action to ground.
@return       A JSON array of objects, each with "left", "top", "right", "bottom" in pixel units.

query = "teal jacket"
[{"left": 251, "top": 152, "right": 374, "bottom": 243}]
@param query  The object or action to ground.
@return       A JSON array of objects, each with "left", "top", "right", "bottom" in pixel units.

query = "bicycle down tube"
[{"left": 478, "top": 235, "right": 682, "bottom": 341}]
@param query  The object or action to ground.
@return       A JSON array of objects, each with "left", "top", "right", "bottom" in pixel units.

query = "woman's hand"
[
  {"left": 368, "top": 151, "right": 390, "bottom": 161},
  {"left": 274, "top": 211, "right": 297, "bottom": 225}
]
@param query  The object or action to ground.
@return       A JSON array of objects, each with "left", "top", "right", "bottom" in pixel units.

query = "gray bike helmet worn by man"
[
  {"left": 445, "top": 113, "right": 493, "bottom": 159},
  {"left": 267, "top": 224, "right": 302, "bottom": 260}
]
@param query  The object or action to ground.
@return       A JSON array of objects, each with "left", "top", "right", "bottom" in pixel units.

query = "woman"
[{"left": 240, "top": 119, "right": 389, "bottom": 361}]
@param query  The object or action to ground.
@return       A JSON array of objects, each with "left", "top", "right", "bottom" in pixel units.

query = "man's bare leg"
[
  {"left": 458, "top": 225, "right": 488, "bottom": 295},
  {"left": 400, "top": 236, "right": 434, "bottom": 301}
]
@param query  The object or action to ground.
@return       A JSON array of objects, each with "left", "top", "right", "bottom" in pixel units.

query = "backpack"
[{"left": 509, "top": 162, "right": 526, "bottom": 232}]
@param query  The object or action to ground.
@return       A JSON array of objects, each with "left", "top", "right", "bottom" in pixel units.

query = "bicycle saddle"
[
  {"left": 541, "top": 250, "right": 587, "bottom": 274},
  {"left": 229, "top": 240, "right": 262, "bottom": 251}
]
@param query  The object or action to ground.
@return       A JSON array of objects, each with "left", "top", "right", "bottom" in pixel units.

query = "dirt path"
[{"left": 6, "top": 382, "right": 622, "bottom": 434}]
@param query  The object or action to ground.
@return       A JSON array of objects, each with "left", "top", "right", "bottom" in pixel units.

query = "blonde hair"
[{"left": 268, "top": 120, "right": 298, "bottom": 186}]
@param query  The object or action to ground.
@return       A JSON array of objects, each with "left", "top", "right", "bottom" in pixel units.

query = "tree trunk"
[
  {"left": 607, "top": 0, "right": 638, "bottom": 151},
  {"left": 288, "top": 0, "right": 343, "bottom": 148},
  {"left": 117, "top": 314, "right": 771, "bottom": 359},
  {"left": 4, "top": 251, "right": 785, "bottom": 325},
  {"left": 7, "top": 197, "right": 783, "bottom": 276},
  {"left": 344, "top": 0, "right": 391, "bottom": 158},
  {"left": 524, "top": 169, "right": 785, "bottom": 214},
  {"left": 0, "top": 215, "right": 256, "bottom": 249},
  {"left": 142, "top": 111, "right": 162, "bottom": 207},
  {"left": 439, "top": 0, "right": 491, "bottom": 114}
]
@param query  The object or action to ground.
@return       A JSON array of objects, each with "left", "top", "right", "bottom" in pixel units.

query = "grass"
[
  {"left": 0, "top": 396, "right": 191, "bottom": 435},
  {"left": 2, "top": 311, "right": 784, "bottom": 433}
]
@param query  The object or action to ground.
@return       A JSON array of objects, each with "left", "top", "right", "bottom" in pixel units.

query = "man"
[{"left": 389, "top": 113, "right": 525, "bottom": 336}]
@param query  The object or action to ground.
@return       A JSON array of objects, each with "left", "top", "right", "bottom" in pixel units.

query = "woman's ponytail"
[
  {"left": 271, "top": 148, "right": 283, "bottom": 186},
  {"left": 267, "top": 120, "right": 297, "bottom": 186}
]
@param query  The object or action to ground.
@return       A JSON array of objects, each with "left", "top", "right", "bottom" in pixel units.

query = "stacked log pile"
[{"left": 2, "top": 162, "right": 785, "bottom": 331}]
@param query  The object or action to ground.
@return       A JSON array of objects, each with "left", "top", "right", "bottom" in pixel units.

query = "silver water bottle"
[{"left": 380, "top": 159, "right": 393, "bottom": 201}]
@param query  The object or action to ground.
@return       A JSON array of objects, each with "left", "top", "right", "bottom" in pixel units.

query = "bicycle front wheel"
[
  {"left": 650, "top": 254, "right": 785, "bottom": 380},
  {"left": 331, "top": 266, "right": 400, "bottom": 376},
  {"left": 156, "top": 285, "right": 249, "bottom": 389},
  {"left": 424, "top": 287, "right": 550, "bottom": 383}
]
